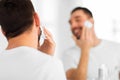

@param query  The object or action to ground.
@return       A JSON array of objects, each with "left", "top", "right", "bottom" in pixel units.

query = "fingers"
[
  {"left": 81, "top": 26, "right": 85, "bottom": 40},
  {"left": 82, "top": 26, "right": 92, "bottom": 41},
  {"left": 84, "top": 19, "right": 94, "bottom": 39},
  {"left": 43, "top": 27, "right": 55, "bottom": 44},
  {"left": 85, "top": 27, "right": 89, "bottom": 40},
  {"left": 43, "top": 27, "right": 53, "bottom": 40}
]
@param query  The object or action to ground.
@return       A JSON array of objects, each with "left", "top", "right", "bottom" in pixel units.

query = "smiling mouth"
[{"left": 72, "top": 27, "right": 83, "bottom": 40}]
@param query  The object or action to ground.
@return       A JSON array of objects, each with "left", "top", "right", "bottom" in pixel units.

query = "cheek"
[
  {"left": 77, "top": 22, "right": 83, "bottom": 27},
  {"left": 80, "top": 20, "right": 87, "bottom": 26},
  {"left": 82, "top": 19, "right": 86, "bottom": 23}
]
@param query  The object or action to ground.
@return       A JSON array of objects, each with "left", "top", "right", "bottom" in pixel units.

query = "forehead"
[
  {"left": 69, "top": 10, "right": 87, "bottom": 24},
  {"left": 71, "top": 10, "right": 86, "bottom": 19}
]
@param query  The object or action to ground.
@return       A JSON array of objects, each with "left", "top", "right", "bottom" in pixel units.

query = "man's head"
[
  {"left": 0, "top": 0, "right": 41, "bottom": 40},
  {"left": 69, "top": 7, "right": 94, "bottom": 39}
]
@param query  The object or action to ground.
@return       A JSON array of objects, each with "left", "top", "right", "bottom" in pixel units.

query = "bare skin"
[
  {"left": 38, "top": 27, "right": 56, "bottom": 55},
  {"left": 67, "top": 10, "right": 101, "bottom": 80},
  {"left": 5, "top": 12, "right": 55, "bottom": 55}
]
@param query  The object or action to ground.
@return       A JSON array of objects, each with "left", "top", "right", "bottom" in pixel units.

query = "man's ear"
[
  {"left": 33, "top": 13, "right": 42, "bottom": 41},
  {"left": 33, "top": 12, "right": 40, "bottom": 27}
]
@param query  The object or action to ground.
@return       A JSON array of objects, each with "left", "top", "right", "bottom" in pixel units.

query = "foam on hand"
[{"left": 84, "top": 20, "right": 93, "bottom": 29}]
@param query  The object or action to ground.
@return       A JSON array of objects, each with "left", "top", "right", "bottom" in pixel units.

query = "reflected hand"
[{"left": 73, "top": 25, "right": 94, "bottom": 50}]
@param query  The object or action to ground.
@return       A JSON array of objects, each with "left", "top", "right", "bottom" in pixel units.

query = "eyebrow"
[
  {"left": 74, "top": 16, "right": 81, "bottom": 19},
  {"left": 69, "top": 16, "right": 81, "bottom": 24}
]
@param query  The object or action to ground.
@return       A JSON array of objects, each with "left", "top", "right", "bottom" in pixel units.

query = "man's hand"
[
  {"left": 67, "top": 21, "right": 95, "bottom": 80},
  {"left": 73, "top": 24, "right": 94, "bottom": 50},
  {"left": 38, "top": 27, "right": 56, "bottom": 56}
]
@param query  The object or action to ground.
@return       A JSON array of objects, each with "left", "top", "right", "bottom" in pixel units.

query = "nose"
[{"left": 71, "top": 21, "right": 79, "bottom": 29}]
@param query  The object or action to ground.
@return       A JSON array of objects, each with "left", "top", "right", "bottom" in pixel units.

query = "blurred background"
[{"left": 0, "top": 0, "right": 120, "bottom": 58}]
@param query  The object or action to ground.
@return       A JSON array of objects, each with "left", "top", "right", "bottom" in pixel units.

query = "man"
[
  {"left": 0, "top": 0, "right": 66, "bottom": 80},
  {"left": 62, "top": 7, "right": 120, "bottom": 80}
]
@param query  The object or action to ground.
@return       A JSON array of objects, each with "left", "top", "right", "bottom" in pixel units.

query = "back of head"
[{"left": 0, "top": 0, "right": 35, "bottom": 39}]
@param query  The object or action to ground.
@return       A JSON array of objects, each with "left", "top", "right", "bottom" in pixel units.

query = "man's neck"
[
  {"left": 93, "top": 34, "right": 101, "bottom": 47},
  {"left": 6, "top": 33, "right": 38, "bottom": 50}
]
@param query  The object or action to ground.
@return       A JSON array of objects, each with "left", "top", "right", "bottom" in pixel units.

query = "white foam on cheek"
[{"left": 84, "top": 20, "right": 93, "bottom": 28}]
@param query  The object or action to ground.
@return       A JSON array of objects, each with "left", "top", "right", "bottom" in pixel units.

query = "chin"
[{"left": 75, "top": 34, "right": 81, "bottom": 40}]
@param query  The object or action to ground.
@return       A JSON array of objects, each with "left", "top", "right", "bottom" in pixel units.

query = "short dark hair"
[
  {"left": 0, "top": 0, "right": 35, "bottom": 39},
  {"left": 71, "top": 7, "right": 93, "bottom": 18}
]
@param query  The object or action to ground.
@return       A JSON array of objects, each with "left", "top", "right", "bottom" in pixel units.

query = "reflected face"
[{"left": 69, "top": 10, "right": 90, "bottom": 39}]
